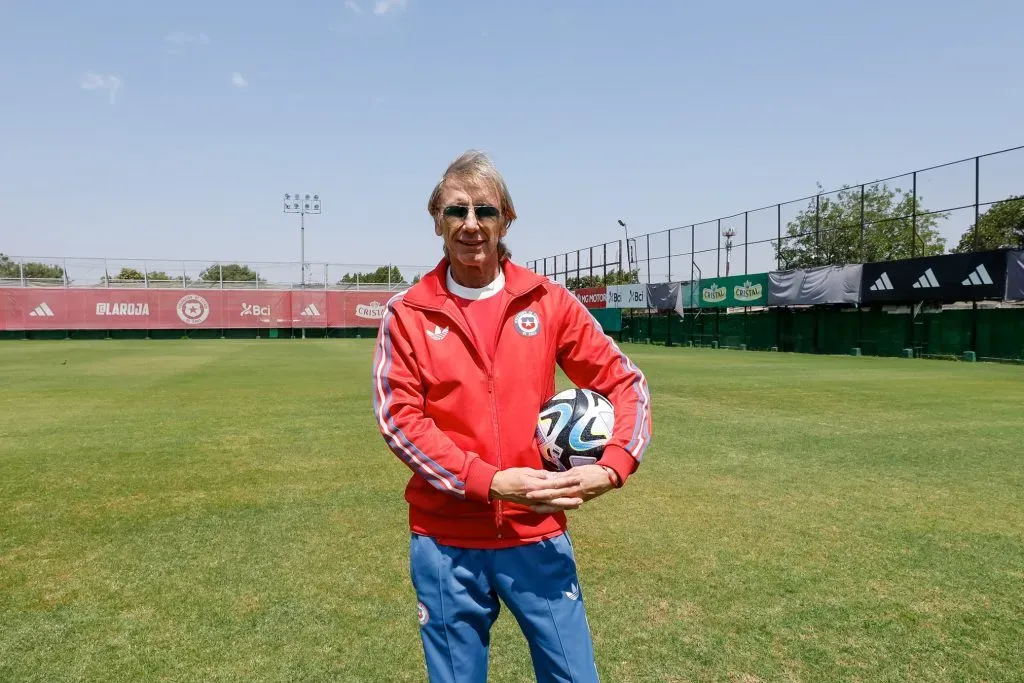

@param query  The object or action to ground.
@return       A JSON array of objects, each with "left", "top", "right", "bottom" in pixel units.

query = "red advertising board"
[
  {"left": 573, "top": 286, "right": 607, "bottom": 309},
  {"left": 0, "top": 288, "right": 395, "bottom": 331}
]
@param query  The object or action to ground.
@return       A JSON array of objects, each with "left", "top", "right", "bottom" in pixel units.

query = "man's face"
[{"left": 434, "top": 179, "right": 506, "bottom": 270}]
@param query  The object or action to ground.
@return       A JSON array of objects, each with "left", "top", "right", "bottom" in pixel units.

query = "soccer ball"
[{"left": 535, "top": 388, "right": 615, "bottom": 471}]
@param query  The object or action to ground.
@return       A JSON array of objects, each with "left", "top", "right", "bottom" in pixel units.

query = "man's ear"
[{"left": 434, "top": 220, "right": 443, "bottom": 237}]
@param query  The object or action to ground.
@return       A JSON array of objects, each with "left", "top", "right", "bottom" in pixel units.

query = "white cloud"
[
  {"left": 373, "top": 0, "right": 406, "bottom": 15},
  {"left": 344, "top": 0, "right": 362, "bottom": 13},
  {"left": 231, "top": 72, "right": 248, "bottom": 89},
  {"left": 80, "top": 71, "right": 122, "bottom": 104}
]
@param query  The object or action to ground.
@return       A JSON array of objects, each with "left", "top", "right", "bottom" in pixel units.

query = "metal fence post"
[
  {"left": 776, "top": 205, "right": 781, "bottom": 270},
  {"left": 19, "top": 258, "right": 25, "bottom": 287},
  {"left": 63, "top": 258, "right": 68, "bottom": 287},
  {"left": 912, "top": 170, "right": 918, "bottom": 257},
  {"left": 646, "top": 234, "right": 651, "bottom": 283},
  {"left": 219, "top": 264, "right": 223, "bottom": 289},
  {"left": 974, "top": 155, "right": 980, "bottom": 251},
  {"left": 667, "top": 230, "right": 672, "bottom": 282},
  {"left": 716, "top": 219, "right": 722, "bottom": 277},
  {"left": 815, "top": 195, "right": 820, "bottom": 259},
  {"left": 744, "top": 212, "right": 749, "bottom": 275},
  {"left": 860, "top": 184, "right": 866, "bottom": 263},
  {"left": 690, "top": 225, "right": 695, "bottom": 284}
]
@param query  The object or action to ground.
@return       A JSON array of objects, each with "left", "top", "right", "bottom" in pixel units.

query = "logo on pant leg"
[
  {"left": 564, "top": 583, "right": 580, "bottom": 601},
  {"left": 417, "top": 601, "right": 429, "bottom": 626}
]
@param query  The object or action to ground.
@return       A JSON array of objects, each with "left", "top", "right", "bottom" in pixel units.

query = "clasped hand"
[{"left": 489, "top": 466, "right": 615, "bottom": 514}]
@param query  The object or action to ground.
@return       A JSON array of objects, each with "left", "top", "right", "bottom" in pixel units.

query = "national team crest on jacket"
[{"left": 513, "top": 310, "right": 540, "bottom": 337}]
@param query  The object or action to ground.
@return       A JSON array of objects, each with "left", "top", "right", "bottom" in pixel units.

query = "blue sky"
[{"left": 1, "top": 0, "right": 1021, "bottom": 283}]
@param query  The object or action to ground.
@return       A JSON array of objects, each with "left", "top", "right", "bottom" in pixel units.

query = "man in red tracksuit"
[{"left": 372, "top": 150, "right": 651, "bottom": 682}]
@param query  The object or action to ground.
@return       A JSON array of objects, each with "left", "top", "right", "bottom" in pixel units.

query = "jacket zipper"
[
  {"left": 488, "top": 290, "right": 526, "bottom": 541},
  {"left": 488, "top": 374, "right": 504, "bottom": 538}
]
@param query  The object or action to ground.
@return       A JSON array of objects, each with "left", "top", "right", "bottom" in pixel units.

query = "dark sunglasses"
[{"left": 442, "top": 204, "right": 500, "bottom": 221}]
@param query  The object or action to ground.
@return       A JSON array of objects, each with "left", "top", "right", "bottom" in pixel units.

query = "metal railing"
[
  {"left": 526, "top": 144, "right": 1024, "bottom": 285},
  {"left": 0, "top": 260, "right": 436, "bottom": 291}
]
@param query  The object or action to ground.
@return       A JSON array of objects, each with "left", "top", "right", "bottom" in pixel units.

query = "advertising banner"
[
  {"left": 290, "top": 290, "right": 329, "bottom": 328},
  {"left": 0, "top": 288, "right": 395, "bottom": 331},
  {"left": 695, "top": 273, "right": 770, "bottom": 308},
  {"left": 860, "top": 251, "right": 1006, "bottom": 304},
  {"left": 645, "top": 283, "right": 678, "bottom": 311},
  {"left": 330, "top": 291, "right": 389, "bottom": 327},
  {"left": 646, "top": 282, "right": 685, "bottom": 318},
  {"left": 1005, "top": 250, "right": 1024, "bottom": 301},
  {"left": 605, "top": 284, "right": 648, "bottom": 309},
  {"left": 573, "top": 286, "right": 607, "bottom": 309},
  {"left": 768, "top": 265, "right": 863, "bottom": 306}
]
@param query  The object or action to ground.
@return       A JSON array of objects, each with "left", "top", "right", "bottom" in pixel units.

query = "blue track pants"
[{"left": 409, "top": 531, "right": 599, "bottom": 682}]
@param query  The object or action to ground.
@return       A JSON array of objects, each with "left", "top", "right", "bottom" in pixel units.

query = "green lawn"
[{"left": 1, "top": 340, "right": 1022, "bottom": 682}]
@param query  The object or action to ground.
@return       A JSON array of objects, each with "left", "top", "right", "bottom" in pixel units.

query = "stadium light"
[
  {"left": 617, "top": 219, "right": 634, "bottom": 274},
  {"left": 723, "top": 228, "right": 736, "bottom": 277},
  {"left": 283, "top": 192, "right": 322, "bottom": 288}
]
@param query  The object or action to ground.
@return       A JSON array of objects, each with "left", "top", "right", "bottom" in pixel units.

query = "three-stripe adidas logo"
[
  {"left": 961, "top": 264, "right": 993, "bottom": 286},
  {"left": 300, "top": 304, "right": 321, "bottom": 317},
  {"left": 912, "top": 268, "right": 940, "bottom": 289},
  {"left": 29, "top": 302, "right": 55, "bottom": 317},
  {"left": 869, "top": 273, "right": 894, "bottom": 291}
]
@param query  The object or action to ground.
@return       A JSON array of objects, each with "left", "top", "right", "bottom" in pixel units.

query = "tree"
[
  {"left": 565, "top": 268, "right": 640, "bottom": 290},
  {"left": 198, "top": 263, "right": 262, "bottom": 282},
  {"left": 0, "top": 254, "right": 65, "bottom": 280},
  {"left": 338, "top": 265, "right": 406, "bottom": 285},
  {"left": 774, "top": 183, "right": 947, "bottom": 269},
  {"left": 952, "top": 195, "right": 1024, "bottom": 253},
  {"left": 0, "top": 253, "right": 17, "bottom": 278},
  {"left": 102, "top": 267, "right": 145, "bottom": 282},
  {"left": 145, "top": 271, "right": 191, "bottom": 285}
]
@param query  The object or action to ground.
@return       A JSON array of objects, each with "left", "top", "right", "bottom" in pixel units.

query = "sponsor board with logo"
[
  {"left": 605, "top": 284, "right": 648, "bottom": 309},
  {"left": 694, "top": 273, "right": 770, "bottom": 308},
  {"left": 860, "top": 251, "right": 1007, "bottom": 303},
  {"left": 0, "top": 288, "right": 398, "bottom": 330},
  {"left": 573, "top": 287, "right": 607, "bottom": 309},
  {"left": 1006, "top": 251, "right": 1024, "bottom": 302},
  {"left": 291, "top": 291, "right": 329, "bottom": 327}
]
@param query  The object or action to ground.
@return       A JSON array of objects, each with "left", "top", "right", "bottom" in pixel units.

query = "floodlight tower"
[
  {"left": 723, "top": 228, "right": 736, "bottom": 276},
  {"left": 283, "top": 192, "right": 322, "bottom": 287}
]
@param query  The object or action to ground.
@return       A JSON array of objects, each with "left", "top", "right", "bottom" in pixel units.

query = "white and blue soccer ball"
[{"left": 535, "top": 388, "right": 615, "bottom": 471}]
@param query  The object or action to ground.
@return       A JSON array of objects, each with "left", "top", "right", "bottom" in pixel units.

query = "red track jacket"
[{"left": 372, "top": 258, "right": 652, "bottom": 548}]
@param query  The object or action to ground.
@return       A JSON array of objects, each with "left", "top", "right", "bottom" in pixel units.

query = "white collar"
[{"left": 446, "top": 267, "right": 505, "bottom": 301}]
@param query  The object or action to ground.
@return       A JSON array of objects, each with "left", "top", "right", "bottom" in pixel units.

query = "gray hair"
[{"left": 428, "top": 150, "right": 516, "bottom": 261}]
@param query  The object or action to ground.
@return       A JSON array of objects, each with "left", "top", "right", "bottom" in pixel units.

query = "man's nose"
[{"left": 462, "top": 210, "right": 480, "bottom": 230}]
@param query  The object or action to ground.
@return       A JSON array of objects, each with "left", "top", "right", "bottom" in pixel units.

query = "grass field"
[{"left": 1, "top": 340, "right": 1023, "bottom": 682}]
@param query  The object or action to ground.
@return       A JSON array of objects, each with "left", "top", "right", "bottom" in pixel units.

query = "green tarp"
[{"left": 587, "top": 307, "right": 622, "bottom": 332}]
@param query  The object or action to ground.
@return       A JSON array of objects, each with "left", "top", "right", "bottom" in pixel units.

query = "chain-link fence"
[
  {"left": 526, "top": 145, "right": 1024, "bottom": 285},
  {"left": 0, "top": 258, "right": 437, "bottom": 291}
]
